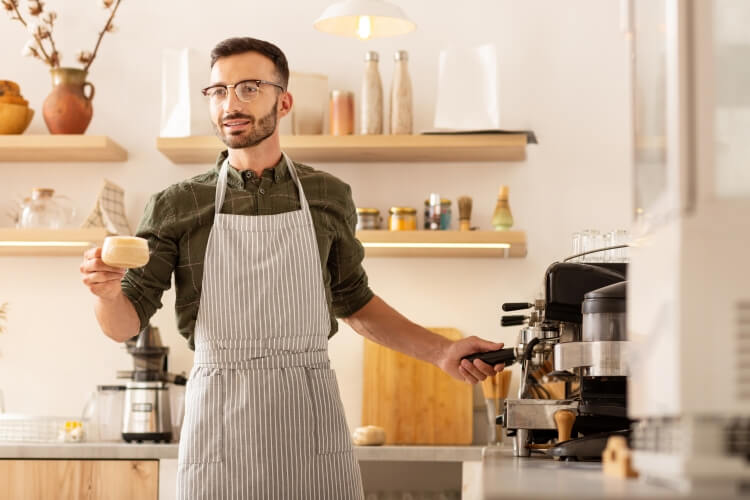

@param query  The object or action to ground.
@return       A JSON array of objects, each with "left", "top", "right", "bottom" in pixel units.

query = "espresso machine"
[
  {"left": 117, "top": 324, "right": 186, "bottom": 443},
  {"left": 467, "top": 260, "right": 631, "bottom": 459}
]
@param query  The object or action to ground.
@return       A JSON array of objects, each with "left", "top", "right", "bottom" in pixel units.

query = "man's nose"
[{"left": 223, "top": 87, "right": 242, "bottom": 113}]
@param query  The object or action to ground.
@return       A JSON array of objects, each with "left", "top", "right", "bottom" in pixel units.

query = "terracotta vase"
[{"left": 42, "top": 67, "right": 95, "bottom": 134}]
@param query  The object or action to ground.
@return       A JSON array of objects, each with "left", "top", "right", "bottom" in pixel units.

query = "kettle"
[{"left": 18, "top": 188, "right": 75, "bottom": 229}]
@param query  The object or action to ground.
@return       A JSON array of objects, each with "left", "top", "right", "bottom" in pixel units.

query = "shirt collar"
[{"left": 214, "top": 150, "right": 290, "bottom": 188}]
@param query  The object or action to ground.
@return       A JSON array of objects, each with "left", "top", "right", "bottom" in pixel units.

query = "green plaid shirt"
[{"left": 121, "top": 151, "right": 373, "bottom": 350}]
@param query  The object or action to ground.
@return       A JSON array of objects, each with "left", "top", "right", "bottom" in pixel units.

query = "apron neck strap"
[{"left": 215, "top": 152, "right": 310, "bottom": 215}]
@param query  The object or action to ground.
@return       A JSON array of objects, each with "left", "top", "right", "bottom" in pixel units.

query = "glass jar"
[
  {"left": 18, "top": 188, "right": 75, "bottom": 229},
  {"left": 423, "top": 198, "right": 452, "bottom": 230},
  {"left": 388, "top": 207, "right": 417, "bottom": 231},
  {"left": 329, "top": 90, "right": 354, "bottom": 136},
  {"left": 356, "top": 208, "right": 382, "bottom": 230}
]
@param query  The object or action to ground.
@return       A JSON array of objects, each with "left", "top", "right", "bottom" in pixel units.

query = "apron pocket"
[
  {"left": 178, "top": 368, "right": 224, "bottom": 464},
  {"left": 306, "top": 368, "right": 353, "bottom": 454}
]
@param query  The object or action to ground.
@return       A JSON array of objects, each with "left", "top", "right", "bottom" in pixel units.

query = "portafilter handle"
[
  {"left": 501, "top": 315, "right": 528, "bottom": 327},
  {"left": 116, "top": 370, "right": 134, "bottom": 379},
  {"left": 461, "top": 348, "right": 517, "bottom": 366}
]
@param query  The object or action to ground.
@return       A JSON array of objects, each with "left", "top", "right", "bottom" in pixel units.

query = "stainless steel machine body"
[
  {"left": 122, "top": 380, "right": 172, "bottom": 442},
  {"left": 499, "top": 263, "right": 631, "bottom": 459}
]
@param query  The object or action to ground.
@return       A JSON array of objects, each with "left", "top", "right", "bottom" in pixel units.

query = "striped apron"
[{"left": 176, "top": 153, "right": 364, "bottom": 500}]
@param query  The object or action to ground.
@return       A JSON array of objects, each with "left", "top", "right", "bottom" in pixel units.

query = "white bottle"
[
  {"left": 390, "top": 50, "right": 413, "bottom": 135},
  {"left": 360, "top": 51, "right": 383, "bottom": 135}
]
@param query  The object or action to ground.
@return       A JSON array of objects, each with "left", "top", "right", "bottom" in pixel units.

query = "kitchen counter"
[
  {"left": 479, "top": 447, "right": 736, "bottom": 499},
  {"left": 8, "top": 442, "right": 728, "bottom": 499},
  {"left": 0, "top": 442, "right": 482, "bottom": 462}
]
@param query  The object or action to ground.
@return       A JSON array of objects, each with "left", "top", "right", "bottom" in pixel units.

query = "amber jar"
[
  {"left": 329, "top": 90, "right": 354, "bottom": 135},
  {"left": 388, "top": 207, "right": 418, "bottom": 231}
]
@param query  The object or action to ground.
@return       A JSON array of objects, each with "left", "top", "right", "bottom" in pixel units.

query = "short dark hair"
[{"left": 210, "top": 37, "right": 289, "bottom": 90}]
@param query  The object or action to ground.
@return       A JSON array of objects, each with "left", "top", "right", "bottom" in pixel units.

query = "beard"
[{"left": 214, "top": 97, "right": 279, "bottom": 149}]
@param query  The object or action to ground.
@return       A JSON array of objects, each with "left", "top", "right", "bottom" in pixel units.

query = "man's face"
[{"left": 207, "top": 52, "right": 288, "bottom": 149}]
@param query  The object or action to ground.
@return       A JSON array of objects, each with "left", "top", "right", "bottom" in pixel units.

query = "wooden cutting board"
[{"left": 361, "top": 327, "right": 473, "bottom": 445}]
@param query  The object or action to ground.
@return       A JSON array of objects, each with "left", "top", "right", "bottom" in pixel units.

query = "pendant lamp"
[{"left": 314, "top": 0, "right": 416, "bottom": 40}]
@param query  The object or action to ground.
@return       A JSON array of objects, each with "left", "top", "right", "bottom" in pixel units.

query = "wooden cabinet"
[{"left": 0, "top": 460, "right": 158, "bottom": 500}]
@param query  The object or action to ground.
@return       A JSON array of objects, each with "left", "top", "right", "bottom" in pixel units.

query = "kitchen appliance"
[
  {"left": 81, "top": 385, "right": 126, "bottom": 441},
  {"left": 117, "top": 324, "right": 186, "bottom": 443},
  {"left": 465, "top": 260, "right": 630, "bottom": 459},
  {"left": 625, "top": 0, "right": 750, "bottom": 493}
]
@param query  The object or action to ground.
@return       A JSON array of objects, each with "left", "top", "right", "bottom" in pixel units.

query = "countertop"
[
  {"left": 480, "top": 446, "right": 733, "bottom": 499},
  {"left": 4, "top": 441, "right": 736, "bottom": 498},
  {"left": 0, "top": 442, "right": 483, "bottom": 462}
]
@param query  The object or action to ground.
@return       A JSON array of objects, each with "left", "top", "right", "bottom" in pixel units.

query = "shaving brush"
[{"left": 458, "top": 196, "right": 473, "bottom": 231}]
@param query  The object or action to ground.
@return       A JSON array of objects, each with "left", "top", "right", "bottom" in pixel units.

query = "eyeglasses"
[{"left": 201, "top": 79, "right": 285, "bottom": 103}]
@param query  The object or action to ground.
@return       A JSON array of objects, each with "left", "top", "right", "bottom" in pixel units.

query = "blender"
[{"left": 117, "top": 324, "right": 186, "bottom": 443}]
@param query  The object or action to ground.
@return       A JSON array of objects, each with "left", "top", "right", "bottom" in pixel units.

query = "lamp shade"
[{"left": 314, "top": 0, "right": 416, "bottom": 39}]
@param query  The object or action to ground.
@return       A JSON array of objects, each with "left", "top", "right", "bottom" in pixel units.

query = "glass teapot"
[{"left": 18, "top": 188, "right": 75, "bottom": 229}]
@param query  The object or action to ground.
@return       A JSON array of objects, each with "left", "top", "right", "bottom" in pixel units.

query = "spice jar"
[
  {"left": 388, "top": 207, "right": 417, "bottom": 231},
  {"left": 356, "top": 208, "right": 382, "bottom": 230},
  {"left": 423, "top": 198, "right": 452, "bottom": 230},
  {"left": 330, "top": 90, "right": 354, "bottom": 135}
]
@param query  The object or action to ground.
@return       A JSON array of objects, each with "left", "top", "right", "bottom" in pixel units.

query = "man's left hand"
[{"left": 436, "top": 336, "right": 506, "bottom": 384}]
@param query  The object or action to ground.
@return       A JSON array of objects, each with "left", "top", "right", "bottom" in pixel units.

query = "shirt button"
[{"left": 259, "top": 188, "right": 266, "bottom": 195}]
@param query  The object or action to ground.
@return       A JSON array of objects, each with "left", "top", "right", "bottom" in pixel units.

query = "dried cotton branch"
[
  {"left": 82, "top": 0, "right": 122, "bottom": 72},
  {"left": 27, "top": 0, "right": 43, "bottom": 16},
  {"left": 5, "top": 0, "right": 123, "bottom": 70},
  {"left": 22, "top": 38, "right": 39, "bottom": 58}
]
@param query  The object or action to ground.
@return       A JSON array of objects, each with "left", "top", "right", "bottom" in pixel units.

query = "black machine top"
[
  {"left": 582, "top": 281, "right": 627, "bottom": 314},
  {"left": 544, "top": 262, "right": 626, "bottom": 324}
]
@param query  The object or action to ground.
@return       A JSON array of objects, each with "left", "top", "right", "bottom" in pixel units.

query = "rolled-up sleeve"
[
  {"left": 121, "top": 191, "right": 178, "bottom": 330},
  {"left": 329, "top": 184, "right": 374, "bottom": 318}
]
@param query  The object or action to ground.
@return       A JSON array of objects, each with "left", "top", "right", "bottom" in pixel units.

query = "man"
[{"left": 80, "top": 37, "right": 505, "bottom": 499}]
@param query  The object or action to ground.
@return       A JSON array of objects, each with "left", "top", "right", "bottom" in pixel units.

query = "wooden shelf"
[
  {"left": 156, "top": 134, "right": 528, "bottom": 164},
  {"left": 356, "top": 230, "right": 527, "bottom": 258},
  {"left": 0, "top": 135, "right": 127, "bottom": 162},
  {"left": 0, "top": 228, "right": 107, "bottom": 256}
]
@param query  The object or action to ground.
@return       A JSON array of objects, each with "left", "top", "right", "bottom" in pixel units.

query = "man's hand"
[
  {"left": 80, "top": 247, "right": 126, "bottom": 301},
  {"left": 436, "top": 336, "right": 506, "bottom": 384},
  {"left": 80, "top": 247, "right": 140, "bottom": 342}
]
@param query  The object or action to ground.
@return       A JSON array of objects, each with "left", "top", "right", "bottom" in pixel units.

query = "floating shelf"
[
  {"left": 0, "top": 228, "right": 107, "bottom": 256},
  {"left": 356, "top": 230, "right": 527, "bottom": 258},
  {"left": 156, "top": 134, "right": 528, "bottom": 164},
  {"left": 0, "top": 135, "right": 127, "bottom": 162}
]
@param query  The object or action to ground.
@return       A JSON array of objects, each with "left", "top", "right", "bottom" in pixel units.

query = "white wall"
[{"left": 0, "top": 0, "right": 632, "bottom": 431}]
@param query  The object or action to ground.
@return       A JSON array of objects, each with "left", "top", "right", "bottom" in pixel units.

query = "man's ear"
[{"left": 278, "top": 91, "right": 293, "bottom": 118}]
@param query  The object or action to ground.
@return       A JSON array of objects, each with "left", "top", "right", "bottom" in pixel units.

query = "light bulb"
[{"left": 356, "top": 15, "right": 372, "bottom": 40}]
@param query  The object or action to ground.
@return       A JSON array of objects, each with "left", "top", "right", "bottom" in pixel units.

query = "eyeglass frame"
[{"left": 201, "top": 79, "right": 286, "bottom": 103}]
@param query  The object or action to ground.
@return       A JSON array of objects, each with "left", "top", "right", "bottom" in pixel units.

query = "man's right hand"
[{"left": 80, "top": 247, "right": 126, "bottom": 300}]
